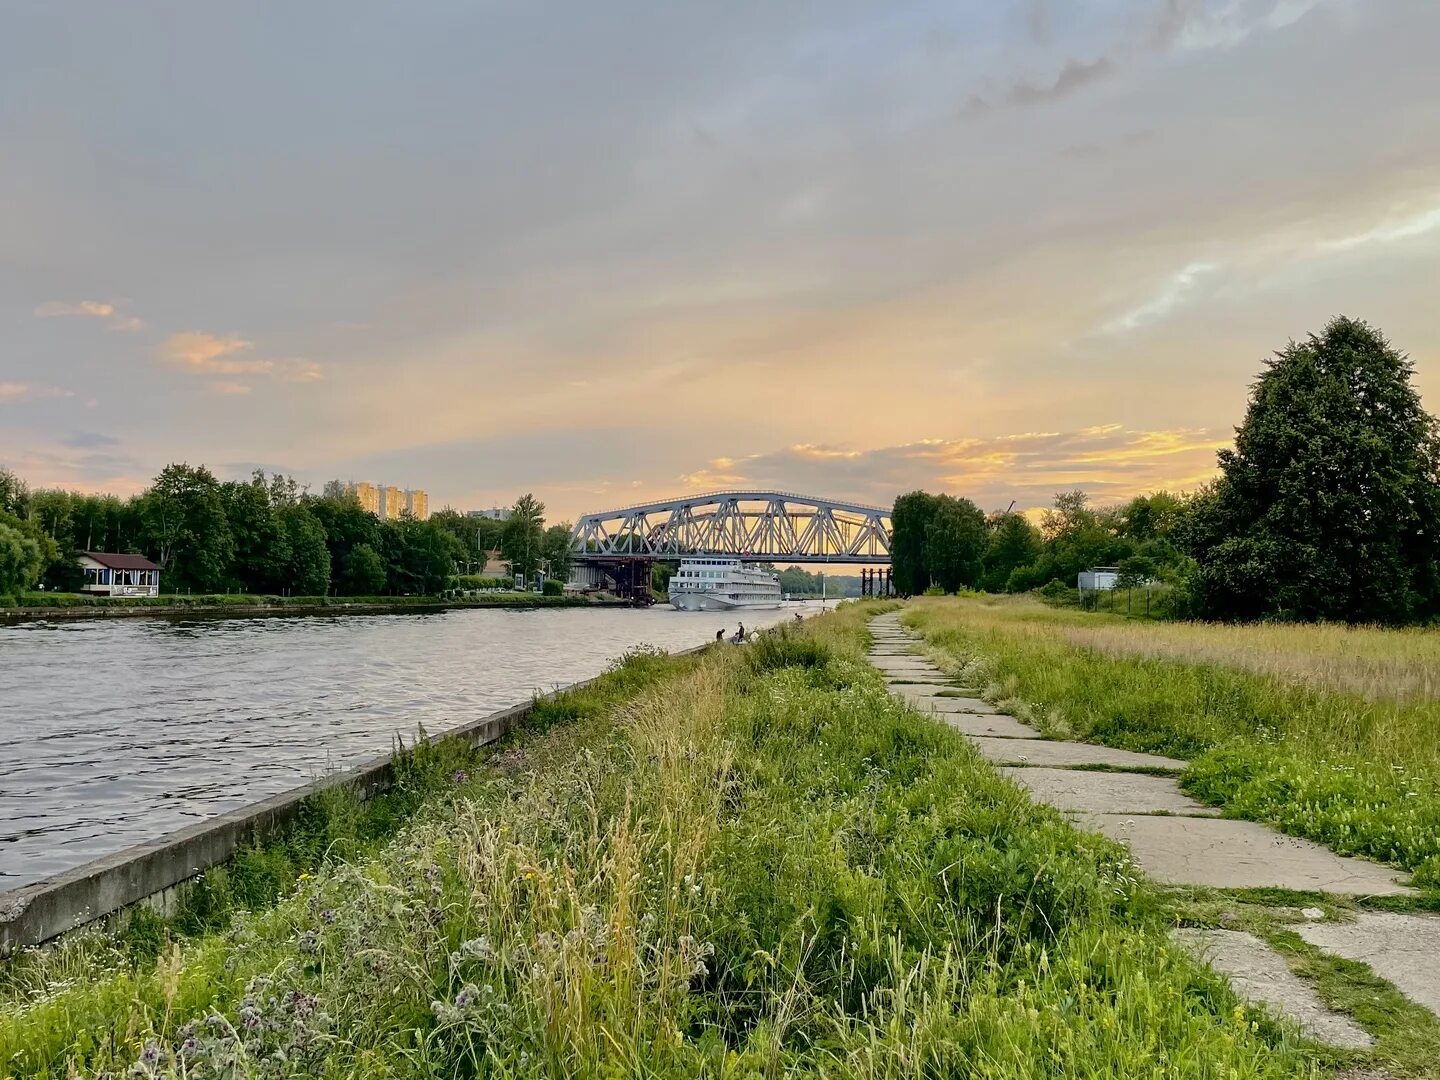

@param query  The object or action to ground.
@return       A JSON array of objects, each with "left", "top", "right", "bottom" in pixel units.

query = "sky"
[{"left": 3, "top": 0, "right": 1439, "bottom": 522}]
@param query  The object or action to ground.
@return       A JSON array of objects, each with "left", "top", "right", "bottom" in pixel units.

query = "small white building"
[
  {"left": 79, "top": 552, "right": 161, "bottom": 597},
  {"left": 1077, "top": 567, "right": 1119, "bottom": 592}
]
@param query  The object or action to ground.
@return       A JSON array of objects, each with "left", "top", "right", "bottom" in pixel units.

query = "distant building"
[
  {"left": 333, "top": 480, "right": 430, "bottom": 521},
  {"left": 466, "top": 507, "right": 510, "bottom": 521},
  {"left": 352, "top": 482, "right": 380, "bottom": 516},
  {"left": 79, "top": 552, "right": 160, "bottom": 597},
  {"left": 1077, "top": 567, "right": 1119, "bottom": 592}
]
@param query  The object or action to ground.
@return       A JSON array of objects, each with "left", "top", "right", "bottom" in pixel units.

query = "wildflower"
[{"left": 453, "top": 769, "right": 468, "bottom": 784}]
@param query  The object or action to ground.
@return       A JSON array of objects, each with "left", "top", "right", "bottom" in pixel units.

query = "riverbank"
[
  {"left": 1, "top": 602, "right": 1320, "bottom": 1078},
  {"left": 1, "top": 591, "right": 625, "bottom": 622}
]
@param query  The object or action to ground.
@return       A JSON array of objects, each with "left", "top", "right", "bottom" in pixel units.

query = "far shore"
[{"left": 0, "top": 592, "right": 632, "bottom": 623}]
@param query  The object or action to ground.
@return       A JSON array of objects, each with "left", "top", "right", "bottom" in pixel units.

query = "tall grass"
[
  {"left": 905, "top": 595, "right": 1440, "bottom": 888},
  {"left": 0, "top": 605, "right": 1316, "bottom": 1077}
]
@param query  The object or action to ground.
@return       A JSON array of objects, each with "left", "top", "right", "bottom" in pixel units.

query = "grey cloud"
[
  {"left": 59, "top": 432, "right": 121, "bottom": 449},
  {"left": 1004, "top": 56, "right": 1117, "bottom": 107}
]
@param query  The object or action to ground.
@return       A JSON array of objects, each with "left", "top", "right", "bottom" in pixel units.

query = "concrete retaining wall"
[{"left": 0, "top": 650, "right": 682, "bottom": 954}]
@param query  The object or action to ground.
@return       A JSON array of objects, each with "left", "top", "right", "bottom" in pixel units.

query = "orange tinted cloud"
[
  {"left": 673, "top": 425, "right": 1225, "bottom": 513},
  {"left": 159, "top": 332, "right": 323, "bottom": 384},
  {"left": 34, "top": 299, "right": 144, "bottom": 332}
]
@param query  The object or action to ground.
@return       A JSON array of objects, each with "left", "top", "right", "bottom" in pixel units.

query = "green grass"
[
  {"left": 0, "top": 605, "right": 1326, "bottom": 1077},
  {"left": 0, "top": 646, "right": 688, "bottom": 1010},
  {"left": 904, "top": 596, "right": 1440, "bottom": 891}
]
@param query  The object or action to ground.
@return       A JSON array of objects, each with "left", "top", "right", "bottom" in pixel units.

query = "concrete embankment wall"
[{"left": 0, "top": 647, "right": 697, "bottom": 954}]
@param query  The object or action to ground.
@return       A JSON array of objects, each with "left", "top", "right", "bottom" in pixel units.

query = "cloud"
[
  {"left": 34, "top": 299, "right": 145, "bottom": 332},
  {"left": 970, "top": 0, "right": 1324, "bottom": 112},
  {"left": 212, "top": 382, "right": 253, "bottom": 395},
  {"left": 59, "top": 432, "right": 122, "bottom": 449},
  {"left": 1101, "top": 261, "right": 1225, "bottom": 334},
  {"left": 0, "top": 382, "right": 73, "bottom": 403},
  {"left": 675, "top": 425, "right": 1228, "bottom": 513},
  {"left": 159, "top": 332, "right": 323, "bottom": 385},
  {"left": 1002, "top": 56, "right": 1117, "bottom": 107},
  {"left": 161, "top": 331, "right": 263, "bottom": 372},
  {"left": 1319, "top": 199, "right": 1440, "bottom": 253}
]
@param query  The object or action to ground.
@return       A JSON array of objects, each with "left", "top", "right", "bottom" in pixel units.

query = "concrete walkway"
[{"left": 867, "top": 610, "right": 1434, "bottom": 1046}]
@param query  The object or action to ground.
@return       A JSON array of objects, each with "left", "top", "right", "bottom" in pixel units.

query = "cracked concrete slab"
[
  {"left": 1171, "top": 928, "right": 1373, "bottom": 1048},
  {"left": 914, "top": 698, "right": 998, "bottom": 716},
  {"left": 1297, "top": 913, "right": 1440, "bottom": 1017},
  {"left": 969, "top": 738, "right": 1184, "bottom": 770},
  {"left": 944, "top": 714, "right": 1042, "bottom": 739},
  {"left": 909, "top": 696, "right": 996, "bottom": 713},
  {"left": 1075, "top": 815, "right": 1415, "bottom": 896},
  {"left": 1000, "top": 766, "right": 1217, "bottom": 815}
]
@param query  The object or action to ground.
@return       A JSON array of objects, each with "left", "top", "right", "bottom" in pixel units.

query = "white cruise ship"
[{"left": 669, "top": 557, "right": 783, "bottom": 611}]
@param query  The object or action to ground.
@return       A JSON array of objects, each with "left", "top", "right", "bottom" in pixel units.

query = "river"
[{"left": 0, "top": 603, "right": 821, "bottom": 892}]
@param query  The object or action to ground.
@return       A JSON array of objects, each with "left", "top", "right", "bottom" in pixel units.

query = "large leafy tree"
[
  {"left": 0, "top": 511, "right": 53, "bottom": 597},
  {"left": 139, "top": 464, "right": 235, "bottom": 592},
  {"left": 542, "top": 523, "right": 573, "bottom": 583},
  {"left": 1186, "top": 316, "right": 1440, "bottom": 623},
  {"left": 501, "top": 494, "right": 546, "bottom": 583},
  {"left": 342, "top": 542, "right": 388, "bottom": 595},
  {"left": 982, "top": 511, "right": 1042, "bottom": 592},
  {"left": 924, "top": 495, "right": 988, "bottom": 593},
  {"left": 221, "top": 473, "right": 289, "bottom": 592},
  {"left": 309, "top": 492, "right": 381, "bottom": 590},
  {"left": 281, "top": 503, "right": 331, "bottom": 595},
  {"left": 890, "top": 491, "right": 938, "bottom": 595}
]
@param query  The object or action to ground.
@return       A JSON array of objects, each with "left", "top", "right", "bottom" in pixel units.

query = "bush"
[{"left": 542, "top": 579, "right": 564, "bottom": 596}]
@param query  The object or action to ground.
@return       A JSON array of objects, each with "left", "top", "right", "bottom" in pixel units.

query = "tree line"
[
  {"left": 891, "top": 317, "right": 1440, "bottom": 625},
  {"left": 0, "top": 465, "right": 575, "bottom": 600}
]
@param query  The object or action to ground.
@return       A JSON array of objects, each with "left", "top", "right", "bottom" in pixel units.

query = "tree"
[
  {"left": 501, "top": 494, "right": 546, "bottom": 583},
  {"left": 1114, "top": 554, "right": 1160, "bottom": 590},
  {"left": 542, "top": 523, "right": 573, "bottom": 583},
  {"left": 139, "top": 464, "right": 234, "bottom": 592},
  {"left": 342, "top": 543, "right": 388, "bottom": 595},
  {"left": 222, "top": 473, "right": 289, "bottom": 592},
  {"left": 924, "top": 495, "right": 988, "bottom": 592},
  {"left": 890, "top": 491, "right": 939, "bottom": 595},
  {"left": 982, "top": 512, "right": 1042, "bottom": 592},
  {"left": 281, "top": 503, "right": 331, "bottom": 595},
  {"left": 0, "top": 512, "right": 51, "bottom": 597},
  {"left": 0, "top": 468, "right": 26, "bottom": 516},
  {"left": 1186, "top": 316, "right": 1440, "bottom": 623},
  {"left": 309, "top": 492, "right": 380, "bottom": 589}
]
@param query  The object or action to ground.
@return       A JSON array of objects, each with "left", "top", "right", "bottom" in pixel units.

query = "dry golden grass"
[{"left": 921, "top": 595, "right": 1440, "bottom": 705}]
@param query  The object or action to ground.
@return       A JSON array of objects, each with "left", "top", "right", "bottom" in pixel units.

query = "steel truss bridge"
[{"left": 570, "top": 490, "right": 892, "bottom": 564}]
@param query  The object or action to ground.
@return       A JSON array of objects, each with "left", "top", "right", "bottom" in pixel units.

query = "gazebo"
[{"left": 78, "top": 552, "right": 161, "bottom": 597}]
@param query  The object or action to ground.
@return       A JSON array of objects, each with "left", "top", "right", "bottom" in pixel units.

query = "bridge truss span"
[{"left": 571, "top": 490, "right": 892, "bottom": 564}]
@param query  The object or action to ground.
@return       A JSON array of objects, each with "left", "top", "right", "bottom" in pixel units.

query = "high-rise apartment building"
[
  {"left": 334, "top": 481, "right": 430, "bottom": 521},
  {"left": 380, "top": 486, "right": 404, "bottom": 520},
  {"left": 352, "top": 482, "right": 380, "bottom": 516}
]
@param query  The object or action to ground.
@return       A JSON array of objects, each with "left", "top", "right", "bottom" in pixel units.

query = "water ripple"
[{"left": 0, "top": 604, "right": 814, "bottom": 889}]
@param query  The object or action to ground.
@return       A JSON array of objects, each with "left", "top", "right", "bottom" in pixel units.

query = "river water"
[{"left": 0, "top": 603, "right": 818, "bottom": 892}]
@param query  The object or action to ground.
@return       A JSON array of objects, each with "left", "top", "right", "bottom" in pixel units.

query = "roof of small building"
[{"left": 82, "top": 551, "right": 160, "bottom": 571}]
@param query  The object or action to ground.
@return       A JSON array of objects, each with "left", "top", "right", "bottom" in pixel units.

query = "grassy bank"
[
  {"left": 904, "top": 596, "right": 1440, "bottom": 889},
  {"left": 0, "top": 602, "right": 1323, "bottom": 1078}
]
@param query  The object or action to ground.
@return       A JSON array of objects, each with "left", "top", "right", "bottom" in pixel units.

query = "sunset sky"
[{"left": 3, "top": 0, "right": 1438, "bottom": 521}]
